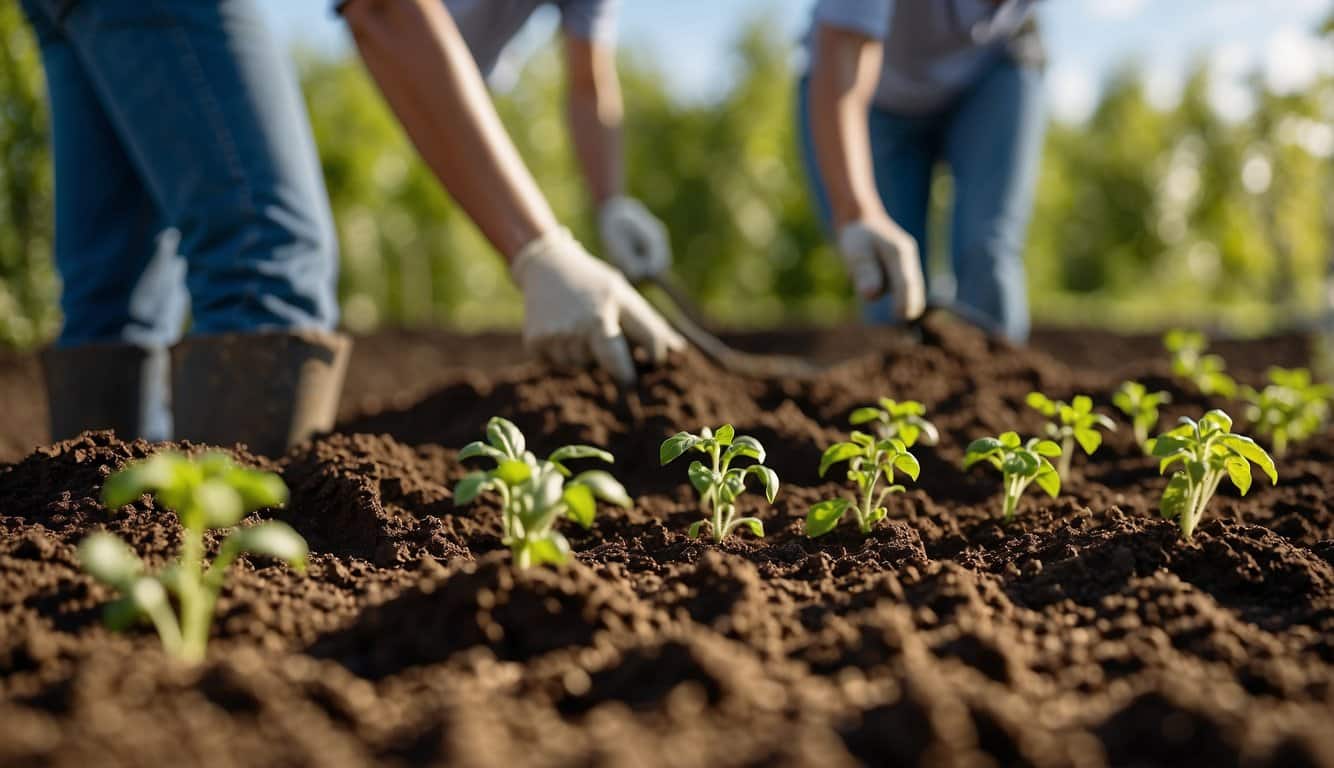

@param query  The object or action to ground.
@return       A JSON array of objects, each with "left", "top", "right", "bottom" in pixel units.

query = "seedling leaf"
[
  {"left": 79, "top": 533, "right": 142, "bottom": 588},
  {"left": 562, "top": 483, "right": 596, "bottom": 528},
  {"left": 806, "top": 498, "right": 850, "bottom": 537},
  {"left": 453, "top": 472, "right": 490, "bottom": 506},
  {"left": 196, "top": 479, "right": 246, "bottom": 528},
  {"left": 225, "top": 470, "right": 289, "bottom": 511},
  {"left": 735, "top": 518, "right": 765, "bottom": 538},
  {"left": 1224, "top": 456, "right": 1252, "bottom": 495},
  {"left": 459, "top": 440, "right": 505, "bottom": 462},
  {"left": 571, "top": 470, "right": 632, "bottom": 508},
  {"left": 228, "top": 522, "right": 309, "bottom": 570},
  {"left": 1074, "top": 428, "right": 1102, "bottom": 455},
  {"left": 486, "top": 417, "right": 526, "bottom": 457},
  {"left": 1220, "top": 435, "right": 1277, "bottom": 484},
  {"left": 660, "top": 433, "right": 696, "bottom": 465},
  {"left": 724, "top": 436, "right": 765, "bottom": 464},
  {"left": 494, "top": 459, "right": 532, "bottom": 487},
  {"left": 747, "top": 465, "right": 780, "bottom": 502},
  {"left": 893, "top": 452, "right": 921, "bottom": 481},
  {"left": 1160, "top": 472, "right": 1190, "bottom": 520},
  {"left": 819, "top": 442, "right": 862, "bottom": 477},
  {"left": 688, "top": 460, "right": 715, "bottom": 493},
  {"left": 1034, "top": 466, "right": 1060, "bottom": 498},
  {"left": 547, "top": 445, "right": 614, "bottom": 464},
  {"left": 849, "top": 407, "right": 881, "bottom": 425}
]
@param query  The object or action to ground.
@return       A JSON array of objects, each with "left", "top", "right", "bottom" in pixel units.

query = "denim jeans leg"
[
  {"left": 20, "top": 0, "right": 187, "bottom": 349},
  {"left": 943, "top": 57, "right": 1046, "bottom": 343},
  {"left": 56, "top": 0, "right": 339, "bottom": 336}
]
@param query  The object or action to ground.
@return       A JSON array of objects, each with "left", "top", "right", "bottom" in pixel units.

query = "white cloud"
[
  {"left": 1086, "top": 0, "right": 1148, "bottom": 20},
  {"left": 1047, "top": 64, "right": 1098, "bottom": 124},
  {"left": 1206, "top": 42, "right": 1256, "bottom": 123},
  {"left": 1263, "top": 26, "right": 1327, "bottom": 94},
  {"left": 1144, "top": 64, "right": 1185, "bottom": 111}
]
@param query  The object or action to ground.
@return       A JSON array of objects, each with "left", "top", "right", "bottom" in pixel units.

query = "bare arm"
[
  {"left": 808, "top": 22, "right": 924, "bottom": 316},
  {"left": 343, "top": 0, "right": 557, "bottom": 260},
  {"left": 809, "top": 23, "right": 886, "bottom": 230},
  {"left": 564, "top": 35, "right": 624, "bottom": 205}
]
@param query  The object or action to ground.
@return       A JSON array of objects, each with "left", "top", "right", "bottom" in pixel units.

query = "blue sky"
[{"left": 265, "top": 0, "right": 1333, "bottom": 122}]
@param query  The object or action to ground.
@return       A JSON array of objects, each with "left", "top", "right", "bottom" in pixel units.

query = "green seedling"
[
  {"left": 80, "top": 452, "right": 306, "bottom": 664},
  {"left": 1026, "top": 392, "right": 1116, "bottom": 480},
  {"left": 848, "top": 398, "right": 939, "bottom": 447},
  {"left": 1242, "top": 367, "right": 1333, "bottom": 458},
  {"left": 1112, "top": 381, "right": 1172, "bottom": 453},
  {"left": 660, "top": 425, "right": 778, "bottom": 542},
  {"left": 806, "top": 432, "right": 920, "bottom": 537},
  {"left": 454, "top": 416, "right": 630, "bottom": 568},
  {"left": 1164, "top": 329, "right": 1236, "bottom": 397},
  {"left": 1152, "top": 410, "right": 1276, "bottom": 539},
  {"left": 963, "top": 432, "right": 1062, "bottom": 522}
]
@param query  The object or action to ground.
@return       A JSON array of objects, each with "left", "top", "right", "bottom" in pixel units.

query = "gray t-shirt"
[
  {"left": 335, "top": 0, "right": 618, "bottom": 78},
  {"left": 807, "top": 0, "right": 1039, "bottom": 115}
]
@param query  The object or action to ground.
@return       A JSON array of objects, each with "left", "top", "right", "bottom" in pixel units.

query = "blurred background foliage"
[
  {"left": 0, "top": 2, "right": 58, "bottom": 348},
  {"left": 0, "top": 9, "right": 1331, "bottom": 347}
]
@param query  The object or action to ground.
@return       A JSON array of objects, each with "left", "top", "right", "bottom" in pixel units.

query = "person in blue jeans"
[
  {"left": 800, "top": 0, "right": 1046, "bottom": 342},
  {"left": 21, "top": 0, "right": 682, "bottom": 454},
  {"left": 20, "top": 0, "right": 347, "bottom": 454}
]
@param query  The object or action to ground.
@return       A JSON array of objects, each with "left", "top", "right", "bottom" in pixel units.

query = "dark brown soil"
[{"left": 2, "top": 315, "right": 1333, "bottom": 767}]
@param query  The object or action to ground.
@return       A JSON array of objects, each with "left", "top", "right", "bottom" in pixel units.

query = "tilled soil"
[{"left": 2, "top": 315, "right": 1333, "bottom": 767}]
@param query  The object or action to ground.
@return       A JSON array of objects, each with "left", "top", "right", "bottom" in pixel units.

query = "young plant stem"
[
  {"left": 1180, "top": 469, "right": 1224, "bottom": 539},
  {"left": 706, "top": 442, "right": 725, "bottom": 543},
  {"left": 1002, "top": 476, "right": 1025, "bottom": 522},
  {"left": 1133, "top": 424, "right": 1148, "bottom": 450},
  {"left": 498, "top": 484, "right": 515, "bottom": 541},
  {"left": 177, "top": 523, "right": 208, "bottom": 664},
  {"left": 857, "top": 468, "right": 882, "bottom": 533},
  {"left": 515, "top": 541, "right": 534, "bottom": 569},
  {"left": 1272, "top": 431, "right": 1288, "bottom": 460},
  {"left": 141, "top": 592, "right": 185, "bottom": 657},
  {"left": 857, "top": 494, "right": 875, "bottom": 534},
  {"left": 714, "top": 504, "right": 735, "bottom": 542},
  {"left": 1058, "top": 435, "right": 1074, "bottom": 480}
]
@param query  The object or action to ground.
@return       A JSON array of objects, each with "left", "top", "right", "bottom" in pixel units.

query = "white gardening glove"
[
  {"left": 598, "top": 196, "right": 671, "bottom": 282},
  {"left": 511, "top": 227, "right": 685, "bottom": 385},
  {"left": 838, "top": 218, "right": 927, "bottom": 321}
]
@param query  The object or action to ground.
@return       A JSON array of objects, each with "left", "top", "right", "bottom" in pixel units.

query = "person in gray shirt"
[
  {"left": 800, "top": 0, "right": 1045, "bottom": 342},
  {"left": 339, "top": 0, "right": 683, "bottom": 385},
  {"left": 338, "top": 0, "right": 671, "bottom": 285}
]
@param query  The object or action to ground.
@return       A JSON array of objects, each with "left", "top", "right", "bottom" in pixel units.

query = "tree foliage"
[{"left": 0, "top": 13, "right": 1329, "bottom": 345}]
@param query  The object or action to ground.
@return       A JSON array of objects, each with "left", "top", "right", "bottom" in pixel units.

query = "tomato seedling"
[
  {"left": 80, "top": 452, "right": 306, "bottom": 664},
  {"left": 1113, "top": 381, "right": 1171, "bottom": 453},
  {"left": 1152, "top": 410, "right": 1276, "bottom": 539},
  {"left": 454, "top": 417, "right": 630, "bottom": 568},
  {"left": 1026, "top": 392, "right": 1116, "bottom": 480},
  {"left": 848, "top": 398, "right": 939, "bottom": 447},
  {"left": 1242, "top": 367, "right": 1332, "bottom": 458},
  {"left": 963, "top": 432, "right": 1061, "bottom": 522},
  {"left": 806, "top": 432, "right": 920, "bottom": 537},
  {"left": 660, "top": 425, "right": 778, "bottom": 542},
  {"left": 1164, "top": 329, "right": 1236, "bottom": 397}
]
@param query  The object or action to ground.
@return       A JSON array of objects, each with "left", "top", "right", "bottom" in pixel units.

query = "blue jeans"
[
  {"left": 21, "top": 0, "right": 338, "bottom": 349},
  {"left": 798, "top": 56, "right": 1045, "bottom": 342}
]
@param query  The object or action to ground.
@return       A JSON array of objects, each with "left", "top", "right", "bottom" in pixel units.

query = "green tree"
[{"left": 0, "top": 5, "right": 59, "bottom": 347}]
